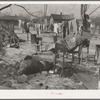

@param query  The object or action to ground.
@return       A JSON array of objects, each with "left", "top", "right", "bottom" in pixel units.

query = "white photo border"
[{"left": 0, "top": 1, "right": 99, "bottom": 99}]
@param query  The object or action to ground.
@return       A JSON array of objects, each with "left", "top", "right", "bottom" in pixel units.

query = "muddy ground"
[{"left": 0, "top": 28, "right": 99, "bottom": 89}]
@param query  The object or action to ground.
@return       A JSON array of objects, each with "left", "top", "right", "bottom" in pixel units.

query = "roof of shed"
[
  {"left": 0, "top": 16, "right": 25, "bottom": 21},
  {"left": 50, "top": 14, "right": 75, "bottom": 21}
]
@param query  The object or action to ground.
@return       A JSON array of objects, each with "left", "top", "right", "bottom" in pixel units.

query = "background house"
[
  {"left": 49, "top": 13, "right": 76, "bottom": 34},
  {"left": 0, "top": 15, "right": 25, "bottom": 32},
  {"left": 50, "top": 13, "right": 75, "bottom": 25},
  {"left": 32, "top": 17, "right": 41, "bottom": 29},
  {"left": 32, "top": 16, "right": 50, "bottom": 32}
]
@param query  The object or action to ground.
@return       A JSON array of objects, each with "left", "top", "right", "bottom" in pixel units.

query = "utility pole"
[
  {"left": 80, "top": 4, "right": 88, "bottom": 64},
  {"left": 44, "top": 4, "right": 47, "bottom": 17},
  {"left": 43, "top": 4, "right": 47, "bottom": 31}
]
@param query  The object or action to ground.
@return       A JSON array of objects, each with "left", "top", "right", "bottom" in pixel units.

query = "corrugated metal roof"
[
  {"left": 50, "top": 14, "right": 75, "bottom": 21},
  {"left": 0, "top": 16, "right": 25, "bottom": 21}
]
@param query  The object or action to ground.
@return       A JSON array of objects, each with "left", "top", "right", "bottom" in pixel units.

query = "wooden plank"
[{"left": 75, "top": 72, "right": 98, "bottom": 89}]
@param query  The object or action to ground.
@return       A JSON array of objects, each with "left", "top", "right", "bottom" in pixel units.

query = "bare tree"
[
  {"left": 0, "top": 4, "right": 44, "bottom": 19},
  {"left": 14, "top": 4, "right": 39, "bottom": 18}
]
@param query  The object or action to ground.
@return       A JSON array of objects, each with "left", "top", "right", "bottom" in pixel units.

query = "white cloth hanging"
[
  {"left": 54, "top": 23, "right": 58, "bottom": 33},
  {"left": 18, "top": 20, "right": 22, "bottom": 28}
]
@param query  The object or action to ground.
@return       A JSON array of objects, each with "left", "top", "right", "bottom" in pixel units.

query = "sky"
[{"left": 0, "top": 4, "right": 100, "bottom": 19}]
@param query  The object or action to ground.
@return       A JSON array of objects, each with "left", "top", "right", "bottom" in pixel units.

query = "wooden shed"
[
  {"left": 50, "top": 13, "right": 75, "bottom": 25},
  {"left": 0, "top": 15, "right": 24, "bottom": 32}
]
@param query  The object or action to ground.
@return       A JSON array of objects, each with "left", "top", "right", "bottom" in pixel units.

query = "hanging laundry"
[{"left": 54, "top": 23, "right": 58, "bottom": 34}]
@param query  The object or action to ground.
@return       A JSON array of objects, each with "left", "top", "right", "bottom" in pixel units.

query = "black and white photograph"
[{"left": 0, "top": 3, "right": 99, "bottom": 90}]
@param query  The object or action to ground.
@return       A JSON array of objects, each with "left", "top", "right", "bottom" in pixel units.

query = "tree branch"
[
  {"left": 0, "top": 4, "right": 12, "bottom": 11},
  {"left": 14, "top": 4, "right": 39, "bottom": 18}
]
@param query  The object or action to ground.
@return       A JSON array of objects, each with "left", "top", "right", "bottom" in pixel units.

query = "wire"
[
  {"left": 10, "top": 6, "right": 13, "bottom": 14},
  {"left": 33, "top": 4, "right": 42, "bottom": 11},
  {"left": 64, "top": 5, "right": 76, "bottom": 13},
  {"left": 89, "top": 5, "right": 100, "bottom": 15},
  {"left": 0, "top": 4, "right": 12, "bottom": 11}
]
